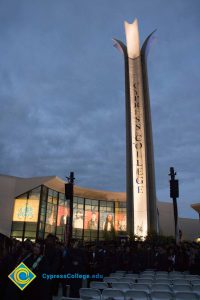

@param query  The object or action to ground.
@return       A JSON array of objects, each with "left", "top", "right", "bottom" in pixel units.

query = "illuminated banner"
[
  {"left": 13, "top": 199, "right": 39, "bottom": 222},
  {"left": 100, "top": 212, "right": 114, "bottom": 231},
  {"left": 73, "top": 208, "right": 84, "bottom": 229},
  {"left": 115, "top": 213, "right": 126, "bottom": 231},
  {"left": 84, "top": 211, "right": 98, "bottom": 230},
  {"left": 57, "top": 206, "right": 69, "bottom": 226},
  {"left": 46, "top": 203, "right": 57, "bottom": 225}
]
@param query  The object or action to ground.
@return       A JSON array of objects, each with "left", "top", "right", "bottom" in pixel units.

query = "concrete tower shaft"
[{"left": 113, "top": 19, "right": 157, "bottom": 237}]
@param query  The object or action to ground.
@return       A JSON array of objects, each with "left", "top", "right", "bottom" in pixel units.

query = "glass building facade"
[{"left": 11, "top": 184, "right": 127, "bottom": 242}]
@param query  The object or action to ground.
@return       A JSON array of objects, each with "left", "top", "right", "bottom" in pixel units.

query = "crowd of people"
[{"left": 0, "top": 233, "right": 200, "bottom": 300}]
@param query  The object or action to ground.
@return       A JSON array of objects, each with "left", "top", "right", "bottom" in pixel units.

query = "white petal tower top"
[{"left": 124, "top": 19, "right": 140, "bottom": 59}]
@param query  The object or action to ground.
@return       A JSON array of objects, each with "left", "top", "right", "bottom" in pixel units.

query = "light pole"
[
  {"left": 169, "top": 167, "right": 179, "bottom": 241},
  {"left": 65, "top": 171, "right": 75, "bottom": 246}
]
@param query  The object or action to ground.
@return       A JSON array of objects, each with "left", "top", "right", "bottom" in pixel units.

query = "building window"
[
  {"left": 38, "top": 185, "right": 48, "bottom": 240},
  {"left": 98, "top": 200, "right": 115, "bottom": 240},
  {"left": 84, "top": 199, "right": 98, "bottom": 241},
  {"left": 44, "top": 188, "right": 58, "bottom": 236},
  {"left": 115, "top": 202, "right": 127, "bottom": 232},
  {"left": 56, "top": 192, "right": 70, "bottom": 241},
  {"left": 11, "top": 184, "right": 127, "bottom": 242},
  {"left": 11, "top": 186, "right": 41, "bottom": 241}
]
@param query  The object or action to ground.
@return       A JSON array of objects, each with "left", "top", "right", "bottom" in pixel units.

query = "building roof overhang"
[
  {"left": 1, "top": 174, "right": 126, "bottom": 202},
  {"left": 191, "top": 203, "right": 200, "bottom": 214}
]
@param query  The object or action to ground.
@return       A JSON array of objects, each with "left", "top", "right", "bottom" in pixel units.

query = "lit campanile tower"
[{"left": 113, "top": 19, "right": 157, "bottom": 237}]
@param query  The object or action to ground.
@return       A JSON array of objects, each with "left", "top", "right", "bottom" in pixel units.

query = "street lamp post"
[
  {"left": 65, "top": 171, "right": 75, "bottom": 246},
  {"left": 169, "top": 167, "right": 179, "bottom": 242}
]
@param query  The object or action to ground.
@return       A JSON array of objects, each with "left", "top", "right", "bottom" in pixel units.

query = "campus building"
[{"left": 0, "top": 174, "right": 199, "bottom": 242}]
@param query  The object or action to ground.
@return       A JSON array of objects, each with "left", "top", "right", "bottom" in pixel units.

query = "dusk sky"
[{"left": 0, "top": 0, "right": 200, "bottom": 218}]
